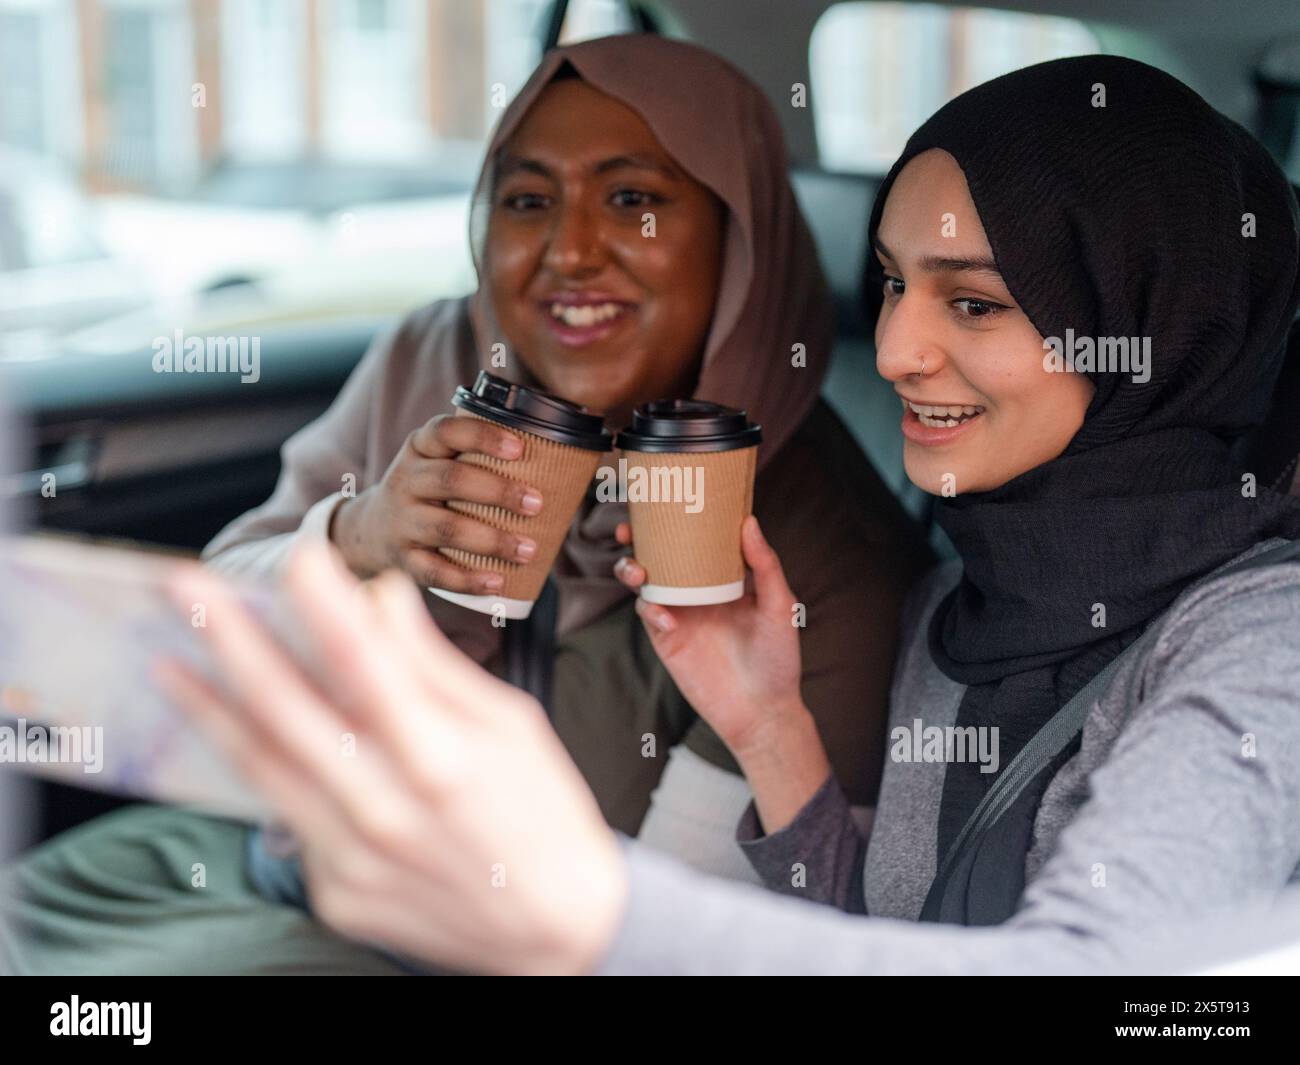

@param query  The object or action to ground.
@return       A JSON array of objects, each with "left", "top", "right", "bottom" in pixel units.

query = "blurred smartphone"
[{"left": 0, "top": 533, "right": 297, "bottom": 823}]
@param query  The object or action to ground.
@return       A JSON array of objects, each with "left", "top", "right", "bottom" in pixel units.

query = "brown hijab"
[{"left": 206, "top": 34, "right": 834, "bottom": 661}]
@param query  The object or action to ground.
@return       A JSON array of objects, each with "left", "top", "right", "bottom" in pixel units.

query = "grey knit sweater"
[{"left": 595, "top": 540, "right": 1300, "bottom": 974}]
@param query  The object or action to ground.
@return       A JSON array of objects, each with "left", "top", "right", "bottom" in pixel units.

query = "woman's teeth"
[
  {"left": 907, "top": 401, "right": 985, "bottom": 428},
  {"left": 549, "top": 302, "right": 625, "bottom": 327}
]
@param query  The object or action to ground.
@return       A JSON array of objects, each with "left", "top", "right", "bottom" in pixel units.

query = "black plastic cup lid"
[
  {"left": 452, "top": 372, "right": 612, "bottom": 451},
  {"left": 615, "top": 399, "right": 762, "bottom": 453}
]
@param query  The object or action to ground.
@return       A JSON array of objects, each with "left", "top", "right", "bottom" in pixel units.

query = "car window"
[
  {"left": 810, "top": 2, "right": 1099, "bottom": 174},
  {"left": 0, "top": 0, "right": 631, "bottom": 362},
  {"left": 1258, "top": 36, "right": 1300, "bottom": 182}
]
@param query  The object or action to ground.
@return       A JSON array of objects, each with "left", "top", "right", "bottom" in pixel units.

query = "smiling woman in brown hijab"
[{"left": 0, "top": 35, "right": 927, "bottom": 975}]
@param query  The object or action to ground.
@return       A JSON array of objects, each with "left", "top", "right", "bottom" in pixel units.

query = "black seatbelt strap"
[
  {"left": 502, "top": 575, "right": 558, "bottom": 716},
  {"left": 923, "top": 538, "right": 1300, "bottom": 920}
]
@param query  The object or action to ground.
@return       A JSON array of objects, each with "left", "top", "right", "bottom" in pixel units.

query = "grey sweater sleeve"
[
  {"left": 593, "top": 569, "right": 1300, "bottom": 975},
  {"left": 735, "top": 773, "right": 868, "bottom": 913}
]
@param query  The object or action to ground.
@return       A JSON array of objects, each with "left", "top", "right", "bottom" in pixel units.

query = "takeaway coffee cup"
[
  {"left": 432, "top": 371, "right": 611, "bottom": 619},
  {"left": 615, "top": 399, "right": 762, "bottom": 606}
]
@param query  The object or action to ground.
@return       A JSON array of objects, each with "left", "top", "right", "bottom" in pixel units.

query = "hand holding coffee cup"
[
  {"left": 329, "top": 411, "right": 548, "bottom": 593},
  {"left": 432, "top": 372, "right": 612, "bottom": 618},
  {"left": 613, "top": 400, "right": 762, "bottom": 606},
  {"left": 615, "top": 512, "right": 808, "bottom": 756}
]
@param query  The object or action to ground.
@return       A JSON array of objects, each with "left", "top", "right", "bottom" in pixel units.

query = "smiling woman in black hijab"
[
  {"left": 152, "top": 55, "right": 1300, "bottom": 974},
  {"left": 877, "top": 54, "right": 1300, "bottom": 923}
]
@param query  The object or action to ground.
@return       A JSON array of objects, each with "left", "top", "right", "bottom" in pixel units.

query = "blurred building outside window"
[
  {"left": 811, "top": 2, "right": 1099, "bottom": 173},
  {"left": 0, "top": 0, "right": 603, "bottom": 359}
]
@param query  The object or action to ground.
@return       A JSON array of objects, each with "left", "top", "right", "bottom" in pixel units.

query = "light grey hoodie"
[{"left": 595, "top": 541, "right": 1300, "bottom": 974}]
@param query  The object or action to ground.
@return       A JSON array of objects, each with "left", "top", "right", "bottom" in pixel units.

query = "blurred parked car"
[
  {"left": 0, "top": 148, "right": 153, "bottom": 361},
  {"left": 95, "top": 154, "right": 479, "bottom": 295},
  {"left": 66, "top": 189, "right": 475, "bottom": 356},
  {"left": 65, "top": 156, "right": 479, "bottom": 354}
]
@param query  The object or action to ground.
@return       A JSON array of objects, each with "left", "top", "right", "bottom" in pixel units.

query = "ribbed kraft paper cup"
[
  {"left": 623, "top": 445, "right": 757, "bottom": 605},
  {"left": 439, "top": 411, "right": 603, "bottom": 612}
]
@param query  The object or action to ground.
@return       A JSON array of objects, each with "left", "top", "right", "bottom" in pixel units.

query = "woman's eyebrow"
[
  {"left": 495, "top": 154, "right": 552, "bottom": 181},
  {"left": 593, "top": 154, "right": 680, "bottom": 179},
  {"left": 873, "top": 236, "right": 1001, "bottom": 278},
  {"left": 918, "top": 253, "right": 1002, "bottom": 278},
  {"left": 495, "top": 153, "right": 678, "bottom": 183}
]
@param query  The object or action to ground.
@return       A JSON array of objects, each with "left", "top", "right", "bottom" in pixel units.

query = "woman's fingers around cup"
[
  {"left": 408, "top": 504, "right": 536, "bottom": 566},
  {"left": 412, "top": 413, "right": 524, "bottom": 462},
  {"left": 741, "top": 515, "right": 795, "bottom": 612},
  {"left": 401, "top": 547, "right": 505, "bottom": 594},
  {"left": 613, "top": 555, "right": 645, "bottom": 589},
  {"left": 407, "top": 458, "right": 542, "bottom": 517},
  {"left": 634, "top": 595, "right": 676, "bottom": 635}
]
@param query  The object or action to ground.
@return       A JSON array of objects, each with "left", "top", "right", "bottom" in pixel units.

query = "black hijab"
[{"left": 863, "top": 55, "right": 1300, "bottom": 924}]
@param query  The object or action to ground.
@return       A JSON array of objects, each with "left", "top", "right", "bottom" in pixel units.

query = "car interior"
[{"left": 2, "top": 0, "right": 1299, "bottom": 846}]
